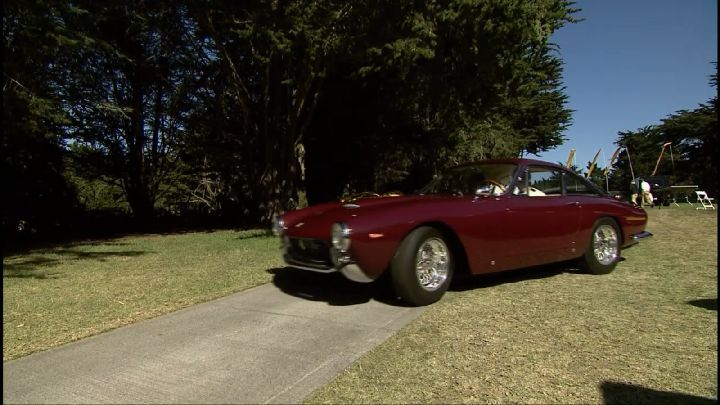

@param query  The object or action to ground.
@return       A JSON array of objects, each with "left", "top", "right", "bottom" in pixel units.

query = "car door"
[
  {"left": 501, "top": 165, "right": 582, "bottom": 268},
  {"left": 563, "top": 170, "right": 615, "bottom": 249}
]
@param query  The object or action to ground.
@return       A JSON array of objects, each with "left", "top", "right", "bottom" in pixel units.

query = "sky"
[{"left": 535, "top": 0, "right": 717, "bottom": 169}]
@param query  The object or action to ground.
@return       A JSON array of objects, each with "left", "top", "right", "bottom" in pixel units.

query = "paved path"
[{"left": 3, "top": 270, "right": 425, "bottom": 404}]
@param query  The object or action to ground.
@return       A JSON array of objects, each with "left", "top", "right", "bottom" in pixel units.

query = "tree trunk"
[{"left": 124, "top": 67, "right": 156, "bottom": 224}]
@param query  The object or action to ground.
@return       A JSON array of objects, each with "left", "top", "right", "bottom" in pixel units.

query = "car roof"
[{"left": 453, "top": 158, "right": 566, "bottom": 170}]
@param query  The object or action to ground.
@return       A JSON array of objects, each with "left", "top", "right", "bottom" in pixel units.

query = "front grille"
[{"left": 286, "top": 237, "right": 332, "bottom": 269}]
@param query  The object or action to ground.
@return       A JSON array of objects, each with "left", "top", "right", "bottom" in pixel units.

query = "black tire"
[
  {"left": 580, "top": 218, "right": 621, "bottom": 275},
  {"left": 390, "top": 226, "right": 454, "bottom": 306}
]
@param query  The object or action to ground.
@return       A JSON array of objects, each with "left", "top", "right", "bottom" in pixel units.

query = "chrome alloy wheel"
[
  {"left": 593, "top": 224, "right": 619, "bottom": 265},
  {"left": 415, "top": 237, "right": 450, "bottom": 291}
]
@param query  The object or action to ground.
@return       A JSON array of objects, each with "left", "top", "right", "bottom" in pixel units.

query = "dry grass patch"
[
  {"left": 307, "top": 208, "right": 717, "bottom": 404},
  {"left": 3, "top": 229, "right": 282, "bottom": 361}
]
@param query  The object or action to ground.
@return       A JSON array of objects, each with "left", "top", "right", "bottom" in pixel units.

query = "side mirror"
[{"left": 475, "top": 184, "right": 494, "bottom": 195}]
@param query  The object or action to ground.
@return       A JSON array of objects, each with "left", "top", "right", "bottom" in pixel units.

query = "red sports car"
[{"left": 273, "top": 158, "right": 651, "bottom": 306}]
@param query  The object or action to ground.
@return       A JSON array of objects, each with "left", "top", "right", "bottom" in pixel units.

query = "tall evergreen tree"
[
  {"left": 306, "top": 0, "right": 577, "bottom": 202},
  {"left": 58, "top": 1, "right": 199, "bottom": 223},
  {"left": 186, "top": 1, "right": 353, "bottom": 222},
  {"left": 3, "top": 0, "right": 80, "bottom": 240},
  {"left": 4, "top": 0, "right": 579, "bottom": 233}
]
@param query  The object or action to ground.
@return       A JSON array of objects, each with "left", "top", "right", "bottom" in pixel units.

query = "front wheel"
[
  {"left": 580, "top": 218, "right": 621, "bottom": 274},
  {"left": 391, "top": 227, "right": 454, "bottom": 306}
]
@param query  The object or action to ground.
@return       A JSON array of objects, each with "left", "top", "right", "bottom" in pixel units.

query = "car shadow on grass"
[
  {"left": 268, "top": 261, "right": 591, "bottom": 307},
  {"left": 267, "top": 267, "right": 408, "bottom": 307},
  {"left": 600, "top": 381, "right": 716, "bottom": 404},
  {"left": 449, "top": 261, "right": 583, "bottom": 292}
]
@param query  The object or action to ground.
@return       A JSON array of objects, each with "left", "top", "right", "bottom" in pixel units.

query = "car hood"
[{"left": 280, "top": 194, "right": 455, "bottom": 239}]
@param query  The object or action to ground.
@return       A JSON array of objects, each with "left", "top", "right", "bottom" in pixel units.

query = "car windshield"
[{"left": 419, "top": 163, "right": 518, "bottom": 196}]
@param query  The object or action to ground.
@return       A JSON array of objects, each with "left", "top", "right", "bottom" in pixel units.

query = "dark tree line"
[{"left": 3, "top": 0, "right": 577, "bottom": 243}]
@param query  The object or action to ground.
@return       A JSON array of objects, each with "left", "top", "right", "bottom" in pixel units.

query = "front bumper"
[{"left": 281, "top": 237, "right": 377, "bottom": 283}]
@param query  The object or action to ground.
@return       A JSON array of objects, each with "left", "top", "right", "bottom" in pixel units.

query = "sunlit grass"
[
  {"left": 306, "top": 208, "right": 717, "bottom": 404},
  {"left": 3, "top": 207, "right": 717, "bottom": 403},
  {"left": 3, "top": 229, "right": 282, "bottom": 361}
]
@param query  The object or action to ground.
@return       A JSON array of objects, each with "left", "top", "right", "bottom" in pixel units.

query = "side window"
[
  {"left": 565, "top": 172, "right": 602, "bottom": 196},
  {"left": 526, "top": 167, "right": 562, "bottom": 197}
]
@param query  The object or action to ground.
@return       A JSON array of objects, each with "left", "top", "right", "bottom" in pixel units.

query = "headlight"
[
  {"left": 272, "top": 216, "right": 285, "bottom": 236},
  {"left": 331, "top": 222, "right": 351, "bottom": 251}
]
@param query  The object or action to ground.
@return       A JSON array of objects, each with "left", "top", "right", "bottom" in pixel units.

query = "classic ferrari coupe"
[{"left": 273, "top": 158, "right": 651, "bottom": 306}]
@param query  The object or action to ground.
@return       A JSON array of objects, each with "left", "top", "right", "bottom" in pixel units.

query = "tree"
[
  {"left": 184, "top": 1, "right": 354, "bottom": 223},
  {"left": 609, "top": 68, "right": 717, "bottom": 197},
  {"left": 659, "top": 91, "right": 717, "bottom": 196},
  {"left": 2, "top": 0, "right": 81, "bottom": 240},
  {"left": 4, "top": 0, "right": 579, "bottom": 236},
  {"left": 53, "top": 1, "right": 200, "bottom": 224},
  {"left": 305, "top": 0, "right": 577, "bottom": 202}
]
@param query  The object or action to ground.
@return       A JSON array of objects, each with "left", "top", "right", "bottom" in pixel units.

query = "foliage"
[
  {"left": 608, "top": 69, "right": 717, "bottom": 197},
  {"left": 4, "top": 0, "right": 577, "bottom": 239},
  {"left": 182, "top": 0, "right": 350, "bottom": 223},
  {"left": 306, "top": 0, "right": 577, "bottom": 201},
  {"left": 12, "top": 1, "right": 714, "bottom": 238},
  {"left": 56, "top": 1, "right": 199, "bottom": 223},
  {"left": 659, "top": 97, "right": 718, "bottom": 196},
  {"left": 2, "top": 0, "right": 81, "bottom": 240}
]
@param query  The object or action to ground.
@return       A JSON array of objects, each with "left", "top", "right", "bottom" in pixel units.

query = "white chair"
[{"left": 695, "top": 190, "right": 715, "bottom": 210}]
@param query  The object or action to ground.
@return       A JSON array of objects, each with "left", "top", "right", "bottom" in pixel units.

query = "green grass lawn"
[
  {"left": 3, "top": 229, "right": 282, "bottom": 361},
  {"left": 3, "top": 207, "right": 717, "bottom": 403},
  {"left": 307, "top": 207, "right": 718, "bottom": 403}
]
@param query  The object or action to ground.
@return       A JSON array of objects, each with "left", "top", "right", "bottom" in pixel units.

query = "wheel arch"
[{"left": 411, "top": 221, "right": 471, "bottom": 277}]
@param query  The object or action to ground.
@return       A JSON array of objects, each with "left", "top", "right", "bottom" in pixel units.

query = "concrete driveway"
[{"left": 3, "top": 269, "right": 425, "bottom": 404}]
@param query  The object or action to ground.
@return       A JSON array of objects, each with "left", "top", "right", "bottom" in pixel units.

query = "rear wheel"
[
  {"left": 391, "top": 227, "right": 453, "bottom": 306},
  {"left": 580, "top": 218, "right": 620, "bottom": 274}
]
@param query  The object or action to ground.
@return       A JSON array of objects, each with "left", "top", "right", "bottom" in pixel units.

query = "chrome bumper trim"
[
  {"left": 283, "top": 256, "right": 377, "bottom": 283},
  {"left": 283, "top": 254, "right": 336, "bottom": 273},
  {"left": 284, "top": 261, "right": 337, "bottom": 274},
  {"left": 340, "top": 263, "right": 376, "bottom": 283}
]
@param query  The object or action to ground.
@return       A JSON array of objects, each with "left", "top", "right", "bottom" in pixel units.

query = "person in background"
[
  {"left": 630, "top": 178, "right": 640, "bottom": 205},
  {"left": 640, "top": 178, "right": 654, "bottom": 207}
]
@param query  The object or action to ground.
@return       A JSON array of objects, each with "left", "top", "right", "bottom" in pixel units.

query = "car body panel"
[{"left": 277, "top": 158, "right": 649, "bottom": 283}]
